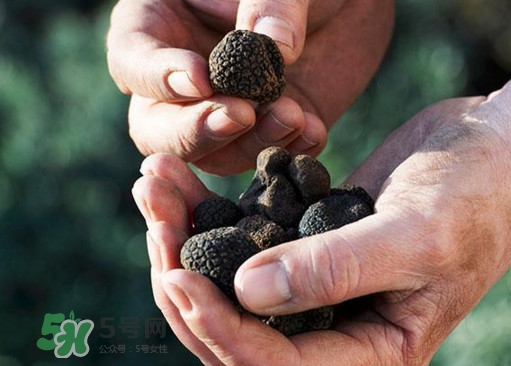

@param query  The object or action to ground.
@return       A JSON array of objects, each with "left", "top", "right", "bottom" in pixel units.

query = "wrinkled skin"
[
  {"left": 107, "top": 0, "right": 393, "bottom": 174},
  {"left": 132, "top": 82, "right": 511, "bottom": 365}
]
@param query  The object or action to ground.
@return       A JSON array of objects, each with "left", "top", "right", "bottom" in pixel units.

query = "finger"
[
  {"left": 163, "top": 269, "right": 302, "bottom": 365},
  {"left": 291, "top": 321, "right": 406, "bottom": 365},
  {"left": 236, "top": 0, "right": 310, "bottom": 64},
  {"left": 128, "top": 95, "right": 256, "bottom": 162},
  {"left": 132, "top": 174, "right": 189, "bottom": 228},
  {"left": 139, "top": 153, "right": 214, "bottom": 212},
  {"left": 147, "top": 223, "right": 221, "bottom": 365},
  {"left": 164, "top": 268, "right": 406, "bottom": 365},
  {"left": 286, "top": 112, "right": 328, "bottom": 157},
  {"left": 192, "top": 99, "right": 328, "bottom": 174},
  {"left": 235, "top": 211, "right": 429, "bottom": 315},
  {"left": 192, "top": 96, "right": 306, "bottom": 173},
  {"left": 146, "top": 221, "right": 189, "bottom": 273},
  {"left": 107, "top": 0, "right": 212, "bottom": 101}
]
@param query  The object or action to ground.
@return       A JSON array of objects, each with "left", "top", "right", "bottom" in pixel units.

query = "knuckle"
[
  {"left": 295, "top": 234, "right": 361, "bottom": 305},
  {"left": 412, "top": 212, "right": 459, "bottom": 272},
  {"left": 106, "top": 56, "right": 131, "bottom": 95}
]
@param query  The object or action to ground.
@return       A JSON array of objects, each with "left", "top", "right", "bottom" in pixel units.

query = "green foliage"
[{"left": 0, "top": 0, "right": 509, "bottom": 365}]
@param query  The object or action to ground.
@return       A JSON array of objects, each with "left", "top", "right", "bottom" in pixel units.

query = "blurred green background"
[{"left": 1, "top": 0, "right": 510, "bottom": 365}]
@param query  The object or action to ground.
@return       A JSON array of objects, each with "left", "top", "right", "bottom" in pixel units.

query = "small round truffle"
[
  {"left": 193, "top": 196, "right": 244, "bottom": 234},
  {"left": 209, "top": 30, "right": 286, "bottom": 104},
  {"left": 298, "top": 194, "right": 374, "bottom": 238},
  {"left": 180, "top": 227, "right": 260, "bottom": 302},
  {"left": 265, "top": 306, "right": 334, "bottom": 336},
  {"left": 236, "top": 215, "right": 286, "bottom": 250}
]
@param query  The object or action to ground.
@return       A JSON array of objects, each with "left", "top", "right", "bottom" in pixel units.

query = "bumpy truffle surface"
[
  {"left": 180, "top": 227, "right": 259, "bottom": 302},
  {"left": 298, "top": 194, "right": 374, "bottom": 238},
  {"left": 193, "top": 196, "right": 243, "bottom": 234},
  {"left": 180, "top": 148, "right": 376, "bottom": 338},
  {"left": 236, "top": 215, "right": 286, "bottom": 250},
  {"left": 265, "top": 306, "right": 334, "bottom": 336},
  {"left": 209, "top": 30, "right": 286, "bottom": 104},
  {"left": 331, "top": 184, "right": 375, "bottom": 209}
]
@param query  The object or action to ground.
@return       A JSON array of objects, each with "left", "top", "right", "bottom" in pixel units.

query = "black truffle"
[
  {"left": 265, "top": 306, "right": 334, "bottom": 336},
  {"left": 180, "top": 227, "right": 259, "bottom": 302},
  {"left": 331, "top": 184, "right": 375, "bottom": 209},
  {"left": 180, "top": 148, "right": 376, "bottom": 338},
  {"left": 193, "top": 196, "right": 244, "bottom": 234},
  {"left": 236, "top": 215, "right": 286, "bottom": 250},
  {"left": 209, "top": 30, "right": 286, "bottom": 104},
  {"left": 239, "top": 147, "right": 331, "bottom": 228},
  {"left": 298, "top": 194, "right": 374, "bottom": 238}
]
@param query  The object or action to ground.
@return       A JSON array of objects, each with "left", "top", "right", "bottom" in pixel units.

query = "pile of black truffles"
[
  {"left": 209, "top": 29, "right": 286, "bottom": 104},
  {"left": 181, "top": 147, "right": 375, "bottom": 336}
]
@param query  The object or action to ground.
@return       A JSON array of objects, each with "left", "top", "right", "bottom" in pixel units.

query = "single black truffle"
[
  {"left": 236, "top": 215, "right": 286, "bottom": 250},
  {"left": 265, "top": 306, "right": 334, "bottom": 336},
  {"left": 298, "top": 194, "right": 374, "bottom": 238},
  {"left": 209, "top": 30, "right": 286, "bottom": 104},
  {"left": 180, "top": 227, "right": 259, "bottom": 302},
  {"left": 193, "top": 196, "right": 244, "bottom": 234}
]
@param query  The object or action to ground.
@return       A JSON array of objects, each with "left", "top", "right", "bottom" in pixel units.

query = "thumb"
[
  {"left": 235, "top": 0, "right": 309, "bottom": 64},
  {"left": 234, "top": 212, "right": 427, "bottom": 315}
]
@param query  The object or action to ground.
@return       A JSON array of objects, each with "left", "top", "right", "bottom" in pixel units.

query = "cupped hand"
[
  {"left": 132, "top": 81, "right": 511, "bottom": 365},
  {"left": 107, "top": 0, "right": 394, "bottom": 174}
]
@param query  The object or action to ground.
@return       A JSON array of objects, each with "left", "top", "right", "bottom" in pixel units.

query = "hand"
[
  {"left": 132, "top": 81, "right": 511, "bottom": 365},
  {"left": 107, "top": 0, "right": 394, "bottom": 174}
]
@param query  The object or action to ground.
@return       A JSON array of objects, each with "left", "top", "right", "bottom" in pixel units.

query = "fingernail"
[
  {"left": 146, "top": 231, "right": 162, "bottom": 273},
  {"left": 235, "top": 262, "right": 292, "bottom": 310},
  {"left": 255, "top": 111, "right": 296, "bottom": 143},
  {"left": 168, "top": 71, "right": 203, "bottom": 99},
  {"left": 205, "top": 108, "right": 250, "bottom": 138},
  {"left": 139, "top": 158, "right": 153, "bottom": 176},
  {"left": 165, "top": 282, "right": 193, "bottom": 314},
  {"left": 290, "top": 134, "right": 319, "bottom": 153},
  {"left": 254, "top": 16, "right": 294, "bottom": 51},
  {"left": 132, "top": 183, "right": 154, "bottom": 223}
]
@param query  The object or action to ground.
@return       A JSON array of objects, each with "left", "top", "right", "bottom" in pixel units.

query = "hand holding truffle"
[
  {"left": 107, "top": 0, "right": 393, "bottom": 174},
  {"left": 133, "top": 82, "right": 511, "bottom": 365}
]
